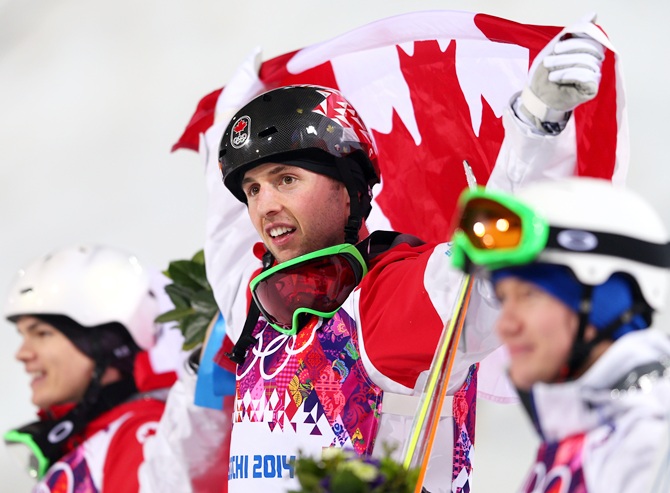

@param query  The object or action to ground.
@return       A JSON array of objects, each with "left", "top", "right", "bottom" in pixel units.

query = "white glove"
[{"left": 520, "top": 14, "right": 607, "bottom": 131}]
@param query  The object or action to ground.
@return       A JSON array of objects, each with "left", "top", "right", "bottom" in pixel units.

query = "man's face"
[
  {"left": 494, "top": 277, "right": 579, "bottom": 392},
  {"left": 15, "top": 316, "right": 95, "bottom": 409},
  {"left": 242, "top": 163, "right": 350, "bottom": 263}
]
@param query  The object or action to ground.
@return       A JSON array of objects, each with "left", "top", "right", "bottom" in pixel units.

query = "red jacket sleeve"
[{"left": 358, "top": 242, "right": 446, "bottom": 389}]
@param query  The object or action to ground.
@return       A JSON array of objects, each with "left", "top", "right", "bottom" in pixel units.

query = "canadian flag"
[
  {"left": 173, "top": 10, "right": 626, "bottom": 245},
  {"left": 167, "top": 13, "right": 627, "bottom": 491}
]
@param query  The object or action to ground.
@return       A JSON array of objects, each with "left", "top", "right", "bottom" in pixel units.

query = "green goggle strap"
[
  {"left": 4, "top": 429, "right": 50, "bottom": 479},
  {"left": 451, "top": 187, "right": 550, "bottom": 272},
  {"left": 250, "top": 243, "right": 368, "bottom": 336}
]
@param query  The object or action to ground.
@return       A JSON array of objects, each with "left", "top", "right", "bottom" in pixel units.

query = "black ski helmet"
[{"left": 218, "top": 85, "right": 380, "bottom": 237}]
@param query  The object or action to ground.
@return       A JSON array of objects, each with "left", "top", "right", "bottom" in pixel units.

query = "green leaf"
[
  {"left": 162, "top": 285, "right": 185, "bottom": 307},
  {"left": 169, "top": 254, "right": 210, "bottom": 289},
  {"left": 167, "top": 260, "right": 207, "bottom": 292},
  {"left": 155, "top": 249, "right": 218, "bottom": 350},
  {"left": 330, "top": 469, "right": 366, "bottom": 493},
  {"left": 191, "top": 249, "right": 206, "bottom": 264},
  {"left": 181, "top": 314, "right": 212, "bottom": 350},
  {"left": 164, "top": 283, "right": 196, "bottom": 309},
  {"left": 185, "top": 261, "right": 210, "bottom": 290},
  {"left": 155, "top": 307, "right": 195, "bottom": 323},
  {"left": 191, "top": 290, "right": 218, "bottom": 314}
]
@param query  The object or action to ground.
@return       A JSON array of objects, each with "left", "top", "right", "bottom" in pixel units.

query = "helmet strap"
[
  {"left": 83, "top": 327, "right": 114, "bottom": 408},
  {"left": 335, "top": 157, "right": 368, "bottom": 245},
  {"left": 558, "top": 286, "right": 593, "bottom": 381}
]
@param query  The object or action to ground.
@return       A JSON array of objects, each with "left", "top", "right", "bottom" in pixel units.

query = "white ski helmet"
[
  {"left": 4, "top": 244, "right": 158, "bottom": 349},
  {"left": 516, "top": 177, "right": 669, "bottom": 312}
]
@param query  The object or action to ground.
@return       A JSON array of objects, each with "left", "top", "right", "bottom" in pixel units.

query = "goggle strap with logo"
[
  {"left": 225, "top": 300, "right": 261, "bottom": 366},
  {"left": 226, "top": 251, "right": 275, "bottom": 366},
  {"left": 546, "top": 227, "right": 670, "bottom": 268},
  {"left": 3, "top": 377, "right": 138, "bottom": 479}
]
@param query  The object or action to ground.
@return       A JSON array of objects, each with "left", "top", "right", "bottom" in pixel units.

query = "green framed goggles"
[
  {"left": 451, "top": 187, "right": 549, "bottom": 272},
  {"left": 250, "top": 243, "right": 368, "bottom": 336},
  {"left": 4, "top": 428, "right": 50, "bottom": 479}
]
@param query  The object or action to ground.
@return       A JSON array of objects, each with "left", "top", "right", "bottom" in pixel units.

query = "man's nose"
[
  {"left": 255, "top": 187, "right": 283, "bottom": 216},
  {"left": 496, "top": 302, "right": 522, "bottom": 338},
  {"left": 15, "top": 339, "right": 34, "bottom": 363}
]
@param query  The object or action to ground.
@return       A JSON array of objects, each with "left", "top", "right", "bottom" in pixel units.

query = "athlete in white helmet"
[
  {"left": 451, "top": 177, "right": 670, "bottom": 492},
  {"left": 4, "top": 244, "right": 179, "bottom": 492}
]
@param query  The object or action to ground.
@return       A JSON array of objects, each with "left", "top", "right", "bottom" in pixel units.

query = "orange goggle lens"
[
  {"left": 459, "top": 198, "right": 523, "bottom": 250},
  {"left": 451, "top": 188, "right": 550, "bottom": 272}
]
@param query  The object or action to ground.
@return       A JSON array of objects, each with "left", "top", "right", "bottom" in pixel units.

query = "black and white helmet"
[{"left": 218, "top": 85, "right": 380, "bottom": 209}]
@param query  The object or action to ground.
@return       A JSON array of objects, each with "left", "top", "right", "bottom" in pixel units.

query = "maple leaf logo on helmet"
[
  {"left": 312, "top": 89, "right": 374, "bottom": 150},
  {"left": 231, "top": 116, "right": 251, "bottom": 149}
]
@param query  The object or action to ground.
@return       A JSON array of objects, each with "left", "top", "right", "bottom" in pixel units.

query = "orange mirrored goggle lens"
[{"left": 459, "top": 198, "right": 523, "bottom": 251}]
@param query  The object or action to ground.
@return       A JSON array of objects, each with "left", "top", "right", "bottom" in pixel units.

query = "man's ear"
[
  {"left": 100, "top": 366, "right": 123, "bottom": 386},
  {"left": 582, "top": 324, "right": 614, "bottom": 364},
  {"left": 341, "top": 184, "right": 351, "bottom": 209},
  {"left": 583, "top": 324, "right": 598, "bottom": 343}
]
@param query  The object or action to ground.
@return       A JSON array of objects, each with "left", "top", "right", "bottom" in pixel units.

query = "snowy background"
[{"left": 1, "top": 0, "right": 668, "bottom": 490}]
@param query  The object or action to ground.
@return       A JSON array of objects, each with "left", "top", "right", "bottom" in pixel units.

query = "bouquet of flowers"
[{"left": 290, "top": 446, "right": 420, "bottom": 493}]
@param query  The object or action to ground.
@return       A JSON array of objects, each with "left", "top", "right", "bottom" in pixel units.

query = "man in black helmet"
[
  {"left": 214, "top": 84, "right": 483, "bottom": 493},
  {"left": 148, "top": 15, "right": 615, "bottom": 493},
  {"left": 210, "top": 21, "right": 607, "bottom": 485},
  {"left": 219, "top": 86, "right": 380, "bottom": 257}
]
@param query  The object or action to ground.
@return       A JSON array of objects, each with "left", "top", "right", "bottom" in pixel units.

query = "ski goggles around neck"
[
  {"left": 4, "top": 424, "right": 50, "bottom": 479},
  {"left": 250, "top": 243, "right": 368, "bottom": 336},
  {"left": 451, "top": 187, "right": 549, "bottom": 272}
]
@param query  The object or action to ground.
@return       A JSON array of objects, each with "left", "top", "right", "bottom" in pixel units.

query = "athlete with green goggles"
[{"left": 451, "top": 177, "right": 670, "bottom": 492}]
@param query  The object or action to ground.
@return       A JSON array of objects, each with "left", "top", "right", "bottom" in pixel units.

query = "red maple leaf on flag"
[
  {"left": 173, "top": 11, "right": 626, "bottom": 245},
  {"left": 373, "top": 39, "right": 507, "bottom": 241}
]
